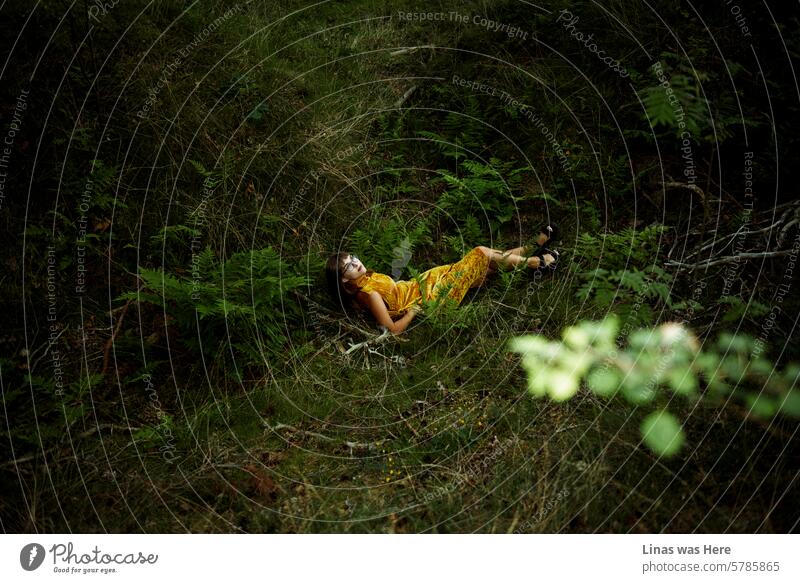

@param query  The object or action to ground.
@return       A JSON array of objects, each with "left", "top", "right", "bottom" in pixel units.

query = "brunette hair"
[{"left": 324, "top": 252, "right": 372, "bottom": 313}]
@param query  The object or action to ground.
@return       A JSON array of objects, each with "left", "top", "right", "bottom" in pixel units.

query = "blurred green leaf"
[
  {"left": 587, "top": 367, "right": 622, "bottom": 397},
  {"left": 641, "top": 410, "right": 685, "bottom": 457}
]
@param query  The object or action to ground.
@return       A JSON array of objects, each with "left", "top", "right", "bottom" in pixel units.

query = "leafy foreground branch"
[{"left": 508, "top": 317, "right": 800, "bottom": 457}]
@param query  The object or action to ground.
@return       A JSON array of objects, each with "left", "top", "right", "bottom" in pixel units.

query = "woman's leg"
[
  {"left": 477, "top": 246, "right": 555, "bottom": 270},
  {"left": 501, "top": 232, "right": 549, "bottom": 254},
  {"left": 483, "top": 246, "right": 525, "bottom": 276},
  {"left": 485, "top": 232, "right": 550, "bottom": 264},
  {"left": 489, "top": 247, "right": 528, "bottom": 275}
]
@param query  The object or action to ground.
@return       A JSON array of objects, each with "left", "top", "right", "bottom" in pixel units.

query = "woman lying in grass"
[{"left": 325, "top": 224, "right": 559, "bottom": 335}]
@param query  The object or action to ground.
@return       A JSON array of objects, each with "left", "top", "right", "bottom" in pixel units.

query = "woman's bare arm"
[{"left": 365, "top": 291, "right": 418, "bottom": 335}]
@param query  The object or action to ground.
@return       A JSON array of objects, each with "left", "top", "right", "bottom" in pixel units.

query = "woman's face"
[{"left": 340, "top": 254, "right": 366, "bottom": 282}]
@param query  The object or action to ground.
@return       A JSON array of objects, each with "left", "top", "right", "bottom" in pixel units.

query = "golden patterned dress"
[{"left": 350, "top": 246, "right": 490, "bottom": 317}]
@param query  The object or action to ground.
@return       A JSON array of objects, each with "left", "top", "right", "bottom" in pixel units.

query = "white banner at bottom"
[{"left": 1, "top": 534, "right": 797, "bottom": 582}]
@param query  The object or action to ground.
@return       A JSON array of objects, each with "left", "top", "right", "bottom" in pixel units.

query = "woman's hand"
[{"left": 409, "top": 304, "right": 423, "bottom": 316}]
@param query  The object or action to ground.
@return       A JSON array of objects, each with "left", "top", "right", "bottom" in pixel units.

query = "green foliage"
[
  {"left": 431, "top": 157, "right": 530, "bottom": 237},
  {"left": 5, "top": 0, "right": 799, "bottom": 533},
  {"left": 640, "top": 410, "right": 685, "bottom": 457},
  {"left": 417, "top": 95, "right": 485, "bottom": 161},
  {"left": 120, "top": 246, "right": 308, "bottom": 370},
  {"left": 415, "top": 284, "right": 487, "bottom": 335},
  {"left": 443, "top": 215, "right": 484, "bottom": 259},
  {"left": 640, "top": 54, "right": 710, "bottom": 139},
  {"left": 573, "top": 224, "right": 668, "bottom": 270},
  {"left": 576, "top": 265, "right": 673, "bottom": 325},
  {"left": 716, "top": 295, "right": 770, "bottom": 323},
  {"left": 188, "top": 159, "right": 224, "bottom": 185},
  {"left": 572, "top": 225, "right": 671, "bottom": 323},
  {"left": 2, "top": 366, "right": 105, "bottom": 459},
  {"left": 85, "top": 159, "right": 122, "bottom": 214},
  {"left": 639, "top": 53, "right": 753, "bottom": 144},
  {"left": 509, "top": 317, "right": 800, "bottom": 457},
  {"left": 348, "top": 215, "right": 433, "bottom": 276}
]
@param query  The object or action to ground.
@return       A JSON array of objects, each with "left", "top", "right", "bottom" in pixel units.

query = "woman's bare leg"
[
  {"left": 478, "top": 246, "right": 554, "bottom": 271},
  {"left": 486, "top": 232, "right": 549, "bottom": 263},
  {"left": 484, "top": 247, "right": 525, "bottom": 276}
]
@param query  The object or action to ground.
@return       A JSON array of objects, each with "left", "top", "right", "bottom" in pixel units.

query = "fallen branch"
[
  {"left": 395, "top": 85, "right": 417, "bottom": 108},
  {"left": 264, "top": 422, "right": 379, "bottom": 454},
  {"left": 661, "top": 181, "right": 707, "bottom": 201},
  {"left": 101, "top": 300, "right": 132, "bottom": 378},
  {"left": 344, "top": 440, "right": 383, "bottom": 456},
  {"left": 264, "top": 422, "right": 335, "bottom": 442},
  {"left": 665, "top": 249, "right": 795, "bottom": 271},
  {"left": 681, "top": 222, "right": 771, "bottom": 262},
  {"left": 389, "top": 45, "right": 434, "bottom": 56},
  {"left": 343, "top": 328, "right": 393, "bottom": 355}
]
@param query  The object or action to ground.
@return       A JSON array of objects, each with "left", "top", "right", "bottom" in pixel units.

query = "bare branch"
[
  {"left": 395, "top": 85, "right": 417, "bottom": 108},
  {"left": 101, "top": 300, "right": 132, "bottom": 378},
  {"left": 666, "top": 249, "right": 795, "bottom": 271},
  {"left": 343, "top": 328, "right": 393, "bottom": 354},
  {"left": 389, "top": 45, "right": 435, "bottom": 56},
  {"left": 661, "top": 181, "right": 707, "bottom": 200}
]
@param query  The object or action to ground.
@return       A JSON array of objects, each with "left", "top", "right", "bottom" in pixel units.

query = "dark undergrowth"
[{"left": 1, "top": 0, "right": 798, "bottom": 532}]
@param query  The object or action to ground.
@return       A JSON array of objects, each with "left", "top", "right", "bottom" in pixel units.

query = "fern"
[
  {"left": 434, "top": 157, "right": 530, "bottom": 237},
  {"left": 717, "top": 296, "right": 770, "bottom": 323},
  {"left": 640, "top": 56, "right": 711, "bottom": 141},
  {"left": 443, "top": 215, "right": 484, "bottom": 259},
  {"left": 573, "top": 224, "right": 668, "bottom": 271},
  {"left": 416, "top": 96, "right": 485, "bottom": 160},
  {"left": 576, "top": 265, "right": 673, "bottom": 326},
  {"left": 119, "top": 246, "right": 308, "bottom": 366},
  {"left": 188, "top": 158, "right": 223, "bottom": 186}
]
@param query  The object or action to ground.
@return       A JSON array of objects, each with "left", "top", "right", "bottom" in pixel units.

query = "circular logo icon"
[{"left": 20, "top": 543, "right": 46, "bottom": 571}]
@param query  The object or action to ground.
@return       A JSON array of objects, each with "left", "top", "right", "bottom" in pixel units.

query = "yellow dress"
[{"left": 351, "top": 246, "right": 490, "bottom": 317}]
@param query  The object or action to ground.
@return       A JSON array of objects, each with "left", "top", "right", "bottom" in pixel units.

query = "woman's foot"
[{"left": 526, "top": 248, "right": 559, "bottom": 270}]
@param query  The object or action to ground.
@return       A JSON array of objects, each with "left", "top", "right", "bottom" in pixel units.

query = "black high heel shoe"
[
  {"left": 529, "top": 247, "right": 559, "bottom": 271},
  {"left": 536, "top": 223, "right": 559, "bottom": 247}
]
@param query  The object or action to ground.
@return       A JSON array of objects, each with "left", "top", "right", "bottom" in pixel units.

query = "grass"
[{"left": 8, "top": 265, "right": 796, "bottom": 533}]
